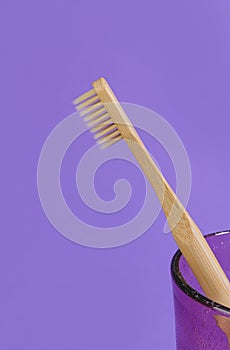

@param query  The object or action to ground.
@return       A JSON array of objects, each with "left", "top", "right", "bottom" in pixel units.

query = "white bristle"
[
  {"left": 74, "top": 87, "right": 123, "bottom": 149},
  {"left": 94, "top": 124, "right": 117, "bottom": 139},
  {"left": 84, "top": 107, "right": 106, "bottom": 122},
  {"left": 87, "top": 113, "right": 110, "bottom": 128},
  {"left": 73, "top": 89, "right": 96, "bottom": 105},
  {"left": 91, "top": 120, "right": 112, "bottom": 133},
  {"left": 100, "top": 135, "right": 123, "bottom": 149},
  {"left": 79, "top": 102, "right": 103, "bottom": 117},
  {"left": 98, "top": 129, "right": 121, "bottom": 144},
  {"left": 76, "top": 95, "right": 100, "bottom": 111}
]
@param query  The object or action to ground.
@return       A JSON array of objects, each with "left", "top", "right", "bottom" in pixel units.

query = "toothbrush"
[{"left": 73, "top": 77, "right": 230, "bottom": 309}]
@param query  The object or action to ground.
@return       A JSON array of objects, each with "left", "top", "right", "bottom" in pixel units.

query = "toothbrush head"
[{"left": 73, "top": 78, "right": 137, "bottom": 148}]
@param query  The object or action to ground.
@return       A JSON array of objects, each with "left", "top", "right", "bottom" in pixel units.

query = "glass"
[{"left": 171, "top": 230, "right": 230, "bottom": 349}]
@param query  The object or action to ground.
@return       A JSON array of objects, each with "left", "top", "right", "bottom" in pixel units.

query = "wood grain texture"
[{"left": 92, "top": 77, "right": 230, "bottom": 309}]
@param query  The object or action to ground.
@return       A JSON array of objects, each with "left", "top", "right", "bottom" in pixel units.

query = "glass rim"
[{"left": 171, "top": 230, "right": 230, "bottom": 315}]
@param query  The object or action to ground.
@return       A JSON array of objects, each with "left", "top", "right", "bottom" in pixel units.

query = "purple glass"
[{"left": 171, "top": 230, "right": 230, "bottom": 349}]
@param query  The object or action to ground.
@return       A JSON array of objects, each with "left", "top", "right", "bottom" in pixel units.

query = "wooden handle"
[
  {"left": 93, "top": 77, "right": 230, "bottom": 308},
  {"left": 129, "top": 140, "right": 230, "bottom": 307},
  {"left": 92, "top": 77, "right": 230, "bottom": 344},
  {"left": 130, "top": 140, "right": 230, "bottom": 344}
]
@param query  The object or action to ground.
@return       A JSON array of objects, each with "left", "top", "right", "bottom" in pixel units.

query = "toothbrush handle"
[
  {"left": 92, "top": 77, "right": 230, "bottom": 341},
  {"left": 127, "top": 138, "right": 230, "bottom": 308}
]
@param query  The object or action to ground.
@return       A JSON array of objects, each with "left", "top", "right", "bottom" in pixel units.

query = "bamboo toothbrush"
[{"left": 73, "top": 77, "right": 230, "bottom": 310}]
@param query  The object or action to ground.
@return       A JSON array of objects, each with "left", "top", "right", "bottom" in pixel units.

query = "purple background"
[{"left": 1, "top": 1, "right": 230, "bottom": 349}]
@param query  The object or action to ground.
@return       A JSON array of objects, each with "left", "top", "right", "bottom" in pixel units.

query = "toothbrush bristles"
[
  {"left": 73, "top": 89, "right": 96, "bottom": 105},
  {"left": 74, "top": 88, "right": 122, "bottom": 148}
]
